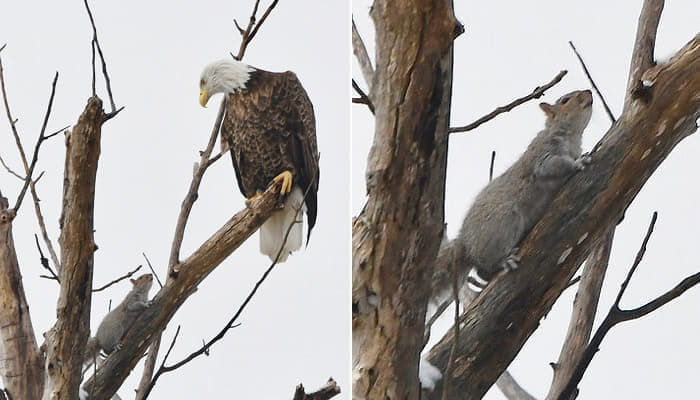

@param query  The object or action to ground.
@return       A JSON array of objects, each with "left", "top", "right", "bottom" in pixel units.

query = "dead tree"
[
  {"left": 0, "top": 1, "right": 339, "bottom": 400},
  {"left": 352, "top": 1, "right": 699, "bottom": 400}
]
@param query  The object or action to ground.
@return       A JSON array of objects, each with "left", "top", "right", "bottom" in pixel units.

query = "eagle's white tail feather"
[{"left": 260, "top": 186, "right": 304, "bottom": 262}]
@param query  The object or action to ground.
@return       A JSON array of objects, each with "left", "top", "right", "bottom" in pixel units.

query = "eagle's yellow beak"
[{"left": 199, "top": 86, "right": 209, "bottom": 107}]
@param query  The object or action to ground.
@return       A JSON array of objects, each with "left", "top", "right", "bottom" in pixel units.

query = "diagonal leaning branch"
[
  {"left": 82, "top": 181, "right": 284, "bottom": 399},
  {"left": 425, "top": 31, "right": 700, "bottom": 400}
]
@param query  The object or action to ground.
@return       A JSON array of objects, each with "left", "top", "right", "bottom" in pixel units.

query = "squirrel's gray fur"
[
  {"left": 431, "top": 90, "right": 593, "bottom": 306},
  {"left": 83, "top": 273, "right": 153, "bottom": 368}
]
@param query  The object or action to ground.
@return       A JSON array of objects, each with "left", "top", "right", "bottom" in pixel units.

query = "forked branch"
[{"left": 557, "top": 213, "right": 700, "bottom": 399}]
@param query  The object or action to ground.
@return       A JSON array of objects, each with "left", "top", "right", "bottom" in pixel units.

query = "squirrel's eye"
[{"left": 560, "top": 97, "right": 570, "bottom": 104}]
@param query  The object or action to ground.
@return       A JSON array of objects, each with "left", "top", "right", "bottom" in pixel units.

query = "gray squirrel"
[
  {"left": 83, "top": 273, "right": 153, "bottom": 368},
  {"left": 431, "top": 89, "right": 593, "bottom": 306}
]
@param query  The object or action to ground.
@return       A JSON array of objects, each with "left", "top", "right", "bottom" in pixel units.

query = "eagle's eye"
[{"left": 200, "top": 78, "right": 206, "bottom": 88}]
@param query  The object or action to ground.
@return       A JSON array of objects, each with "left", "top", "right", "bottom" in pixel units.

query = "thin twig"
[
  {"left": 90, "top": 40, "right": 96, "bottom": 97},
  {"left": 142, "top": 253, "right": 163, "bottom": 289},
  {"left": 92, "top": 265, "right": 143, "bottom": 292},
  {"left": 0, "top": 154, "right": 24, "bottom": 180},
  {"left": 569, "top": 41, "right": 616, "bottom": 124},
  {"left": 15, "top": 71, "right": 59, "bottom": 210},
  {"left": 83, "top": 0, "right": 117, "bottom": 112},
  {"left": 0, "top": 52, "right": 27, "bottom": 184},
  {"left": 352, "top": 17, "right": 374, "bottom": 89},
  {"left": 489, "top": 151, "right": 495, "bottom": 182},
  {"left": 557, "top": 212, "right": 700, "bottom": 399},
  {"left": 449, "top": 70, "right": 568, "bottom": 134},
  {"left": 205, "top": 151, "right": 224, "bottom": 168},
  {"left": 168, "top": 100, "right": 226, "bottom": 272},
  {"left": 34, "top": 234, "right": 58, "bottom": 282},
  {"left": 29, "top": 173, "right": 61, "bottom": 271},
  {"left": 352, "top": 79, "right": 375, "bottom": 114},
  {"left": 45, "top": 125, "right": 70, "bottom": 140},
  {"left": 0, "top": 52, "right": 60, "bottom": 215},
  {"left": 441, "top": 269, "right": 461, "bottom": 400},
  {"left": 234, "top": 0, "right": 280, "bottom": 60},
  {"left": 613, "top": 213, "right": 657, "bottom": 307}
]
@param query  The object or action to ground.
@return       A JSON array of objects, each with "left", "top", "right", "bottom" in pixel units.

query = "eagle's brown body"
[{"left": 222, "top": 69, "right": 319, "bottom": 239}]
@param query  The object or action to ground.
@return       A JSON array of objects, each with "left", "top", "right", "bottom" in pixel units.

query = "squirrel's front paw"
[
  {"left": 503, "top": 250, "right": 520, "bottom": 271},
  {"left": 575, "top": 153, "right": 592, "bottom": 170}
]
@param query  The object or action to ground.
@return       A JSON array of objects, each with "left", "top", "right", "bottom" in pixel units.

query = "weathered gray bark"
[
  {"left": 351, "top": 0, "right": 459, "bottom": 399},
  {"left": 425, "top": 33, "right": 699, "bottom": 399}
]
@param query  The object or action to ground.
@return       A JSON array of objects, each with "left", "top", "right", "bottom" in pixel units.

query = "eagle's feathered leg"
[
  {"left": 260, "top": 186, "right": 304, "bottom": 263},
  {"left": 272, "top": 170, "right": 293, "bottom": 195}
]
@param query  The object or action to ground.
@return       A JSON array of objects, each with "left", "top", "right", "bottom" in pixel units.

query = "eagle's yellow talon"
[
  {"left": 245, "top": 191, "right": 263, "bottom": 207},
  {"left": 272, "top": 170, "right": 293, "bottom": 195}
]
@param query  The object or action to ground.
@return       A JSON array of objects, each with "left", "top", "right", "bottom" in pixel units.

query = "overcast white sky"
[
  {"left": 0, "top": 1, "right": 349, "bottom": 399},
  {"left": 353, "top": 1, "right": 699, "bottom": 399}
]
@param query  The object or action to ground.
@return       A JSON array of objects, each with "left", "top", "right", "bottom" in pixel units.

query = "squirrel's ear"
[
  {"left": 130, "top": 278, "right": 137, "bottom": 285},
  {"left": 539, "top": 102, "right": 555, "bottom": 118}
]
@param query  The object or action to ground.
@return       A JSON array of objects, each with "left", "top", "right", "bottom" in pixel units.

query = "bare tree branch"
[
  {"left": 83, "top": 0, "right": 117, "bottom": 112},
  {"left": 352, "top": 17, "right": 374, "bottom": 90},
  {"left": 569, "top": 41, "right": 616, "bottom": 123},
  {"left": 449, "top": 70, "right": 568, "bottom": 134},
  {"left": 0, "top": 153, "right": 24, "bottom": 180},
  {"left": 14, "top": 71, "right": 58, "bottom": 211},
  {"left": 352, "top": 79, "right": 374, "bottom": 114},
  {"left": 292, "top": 378, "right": 341, "bottom": 400},
  {"left": 82, "top": 181, "right": 286, "bottom": 398},
  {"left": 625, "top": 0, "right": 664, "bottom": 108},
  {"left": 556, "top": 213, "right": 700, "bottom": 399},
  {"left": 34, "top": 233, "right": 58, "bottom": 282},
  {"left": 92, "top": 265, "right": 143, "bottom": 292},
  {"left": 234, "top": 0, "right": 280, "bottom": 61},
  {"left": 425, "top": 32, "right": 699, "bottom": 399},
  {"left": 143, "top": 176, "right": 314, "bottom": 397},
  {"left": 168, "top": 99, "right": 226, "bottom": 273},
  {"left": 496, "top": 371, "right": 537, "bottom": 400},
  {"left": 545, "top": 229, "right": 614, "bottom": 400},
  {"left": 0, "top": 51, "right": 64, "bottom": 276},
  {"left": 142, "top": 252, "right": 163, "bottom": 288}
]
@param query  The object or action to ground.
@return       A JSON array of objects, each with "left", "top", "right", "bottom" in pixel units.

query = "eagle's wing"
[
  {"left": 283, "top": 72, "right": 319, "bottom": 240},
  {"left": 220, "top": 103, "right": 250, "bottom": 198}
]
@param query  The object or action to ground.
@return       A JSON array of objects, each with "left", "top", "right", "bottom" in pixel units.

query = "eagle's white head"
[{"left": 199, "top": 59, "right": 254, "bottom": 107}]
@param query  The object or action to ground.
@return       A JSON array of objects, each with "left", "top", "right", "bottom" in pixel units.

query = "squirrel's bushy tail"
[{"left": 82, "top": 336, "right": 100, "bottom": 371}]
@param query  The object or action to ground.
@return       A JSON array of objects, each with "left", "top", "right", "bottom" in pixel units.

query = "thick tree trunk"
[
  {"left": 0, "top": 196, "right": 43, "bottom": 400},
  {"left": 351, "top": 0, "right": 459, "bottom": 399},
  {"left": 425, "top": 35, "right": 699, "bottom": 400},
  {"left": 43, "top": 96, "right": 105, "bottom": 400}
]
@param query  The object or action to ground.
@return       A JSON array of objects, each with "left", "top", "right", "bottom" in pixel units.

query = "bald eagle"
[{"left": 199, "top": 59, "right": 319, "bottom": 262}]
